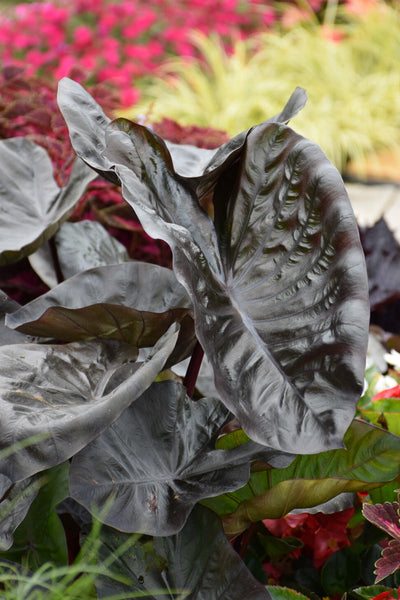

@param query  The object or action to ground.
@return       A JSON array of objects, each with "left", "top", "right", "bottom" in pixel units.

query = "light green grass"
[{"left": 123, "top": 3, "right": 400, "bottom": 172}]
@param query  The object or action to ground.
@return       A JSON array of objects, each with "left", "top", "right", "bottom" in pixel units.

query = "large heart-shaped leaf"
[
  {"left": 0, "top": 138, "right": 96, "bottom": 265},
  {"left": 70, "top": 380, "right": 292, "bottom": 536},
  {"left": 202, "top": 420, "right": 400, "bottom": 537},
  {"left": 94, "top": 505, "right": 271, "bottom": 600},
  {"left": 6, "top": 262, "right": 193, "bottom": 351},
  {"left": 103, "top": 122, "right": 368, "bottom": 454},
  {"left": 0, "top": 324, "right": 179, "bottom": 482},
  {"left": 58, "top": 80, "right": 369, "bottom": 453}
]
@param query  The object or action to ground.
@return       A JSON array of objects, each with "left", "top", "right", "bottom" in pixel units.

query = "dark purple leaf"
[
  {"left": 359, "top": 218, "right": 400, "bottom": 334},
  {"left": 375, "top": 539, "right": 400, "bottom": 582},
  {"left": 362, "top": 500, "right": 400, "bottom": 540},
  {"left": 0, "top": 324, "right": 179, "bottom": 482},
  {"left": 360, "top": 218, "right": 400, "bottom": 311},
  {"left": 94, "top": 505, "right": 271, "bottom": 600},
  {"left": 58, "top": 80, "right": 369, "bottom": 454},
  {"left": 6, "top": 263, "right": 194, "bottom": 363},
  {"left": 104, "top": 124, "right": 369, "bottom": 454},
  {"left": 70, "top": 380, "right": 293, "bottom": 536},
  {"left": 0, "top": 138, "right": 96, "bottom": 265}
]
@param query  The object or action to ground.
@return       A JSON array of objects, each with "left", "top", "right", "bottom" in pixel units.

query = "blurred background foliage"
[
  {"left": 0, "top": 0, "right": 399, "bottom": 175},
  {"left": 123, "top": 1, "right": 400, "bottom": 173}
]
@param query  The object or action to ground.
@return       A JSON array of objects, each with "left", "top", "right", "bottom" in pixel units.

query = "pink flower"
[{"left": 73, "top": 25, "right": 93, "bottom": 49}]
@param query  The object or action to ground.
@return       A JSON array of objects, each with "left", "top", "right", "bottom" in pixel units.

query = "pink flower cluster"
[{"left": 0, "top": 0, "right": 276, "bottom": 107}]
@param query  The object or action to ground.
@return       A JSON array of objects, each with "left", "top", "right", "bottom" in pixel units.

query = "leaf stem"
[
  {"left": 239, "top": 522, "right": 257, "bottom": 559},
  {"left": 48, "top": 236, "right": 64, "bottom": 284},
  {"left": 183, "top": 340, "right": 204, "bottom": 398}
]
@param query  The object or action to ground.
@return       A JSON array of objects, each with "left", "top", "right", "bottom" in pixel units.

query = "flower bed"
[{"left": 0, "top": 0, "right": 277, "bottom": 106}]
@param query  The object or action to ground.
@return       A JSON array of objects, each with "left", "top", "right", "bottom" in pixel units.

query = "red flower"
[
  {"left": 373, "top": 385, "right": 400, "bottom": 401},
  {"left": 372, "top": 588, "right": 400, "bottom": 600},
  {"left": 263, "top": 507, "right": 354, "bottom": 569}
]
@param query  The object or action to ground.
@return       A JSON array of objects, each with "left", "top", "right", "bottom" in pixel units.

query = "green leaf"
[
  {"left": 359, "top": 397, "right": 400, "bottom": 436},
  {"left": 202, "top": 420, "right": 400, "bottom": 537},
  {"left": 261, "top": 536, "right": 303, "bottom": 561},
  {"left": 0, "top": 463, "right": 69, "bottom": 568},
  {"left": 0, "top": 139, "right": 96, "bottom": 265},
  {"left": 352, "top": 585, "right": 397, "bottom": 600},
  {"left": 94, "top": 505, "right": 271, "bottom": 599},
  {"left": 0, "top": 474, "right": 43, "bottom": 551},
  {"left": 321, "top": 547, "right": 361, "bottom": 596},
  {"left": 265, "top": 586, "right": 311, "bottom": 600},
  {"left": 369, "top": 480, "right": 400, "bottom": 504}
]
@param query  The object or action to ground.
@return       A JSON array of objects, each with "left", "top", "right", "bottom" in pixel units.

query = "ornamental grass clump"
[{"left": 126, "top": 1, "right": 400, "bottom": 172}]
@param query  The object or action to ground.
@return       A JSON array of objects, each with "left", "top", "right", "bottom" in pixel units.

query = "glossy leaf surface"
[
  {"left": 70, "top": 380, "right": 292, "bottom": 536},
  {"left": 59, "top": 79, "right": 369, "bottom": 453},
  {"left": 104, "top": 122, "right": 369, "bottom": 453},
  {"left": 58, "top": 77, "right": 220, "bottom": 185},
  {"left": 6, "top": 262, "right": 193, "bottom": 349},
  {"left": 94, "top": 505, "right": 271, "bottom": 599},
  {"left": 0, "top": 138, "right": 96, "bottom": 265},
  {"left": 0, "top": 325, "right": 178, "bottom": 482},
  {"left": 203, "top": 420, "right": 400, "bottom": 536},
  {"left": 58, "top": 79, "right": 306, "bottom": 201}
]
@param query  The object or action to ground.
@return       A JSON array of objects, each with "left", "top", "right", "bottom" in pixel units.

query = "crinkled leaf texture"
[
  {"left": 58, "top": 79, "right": 369, "bottom": 454},
  {"left": 0, "top": 138, "right": 96, "bottom": 265},
  {"left": 0, "top": 324, "right": 179, "bottom": 482},
  {"left": 204, "top": 420, "right": 400, "bottom": 537},
  {"left": 94, "top": 505, "right": 271, "bottom": 600},
  {"left": 70, "top": 380, "right": 293, "bottom": 536},
  {"left": 6, "top": 262, "right": 194, "bottom": 362}
]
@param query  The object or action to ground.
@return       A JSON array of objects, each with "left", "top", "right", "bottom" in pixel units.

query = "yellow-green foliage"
[{"left": 122, "top": 3, "right": 400, "bottom": 172}]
